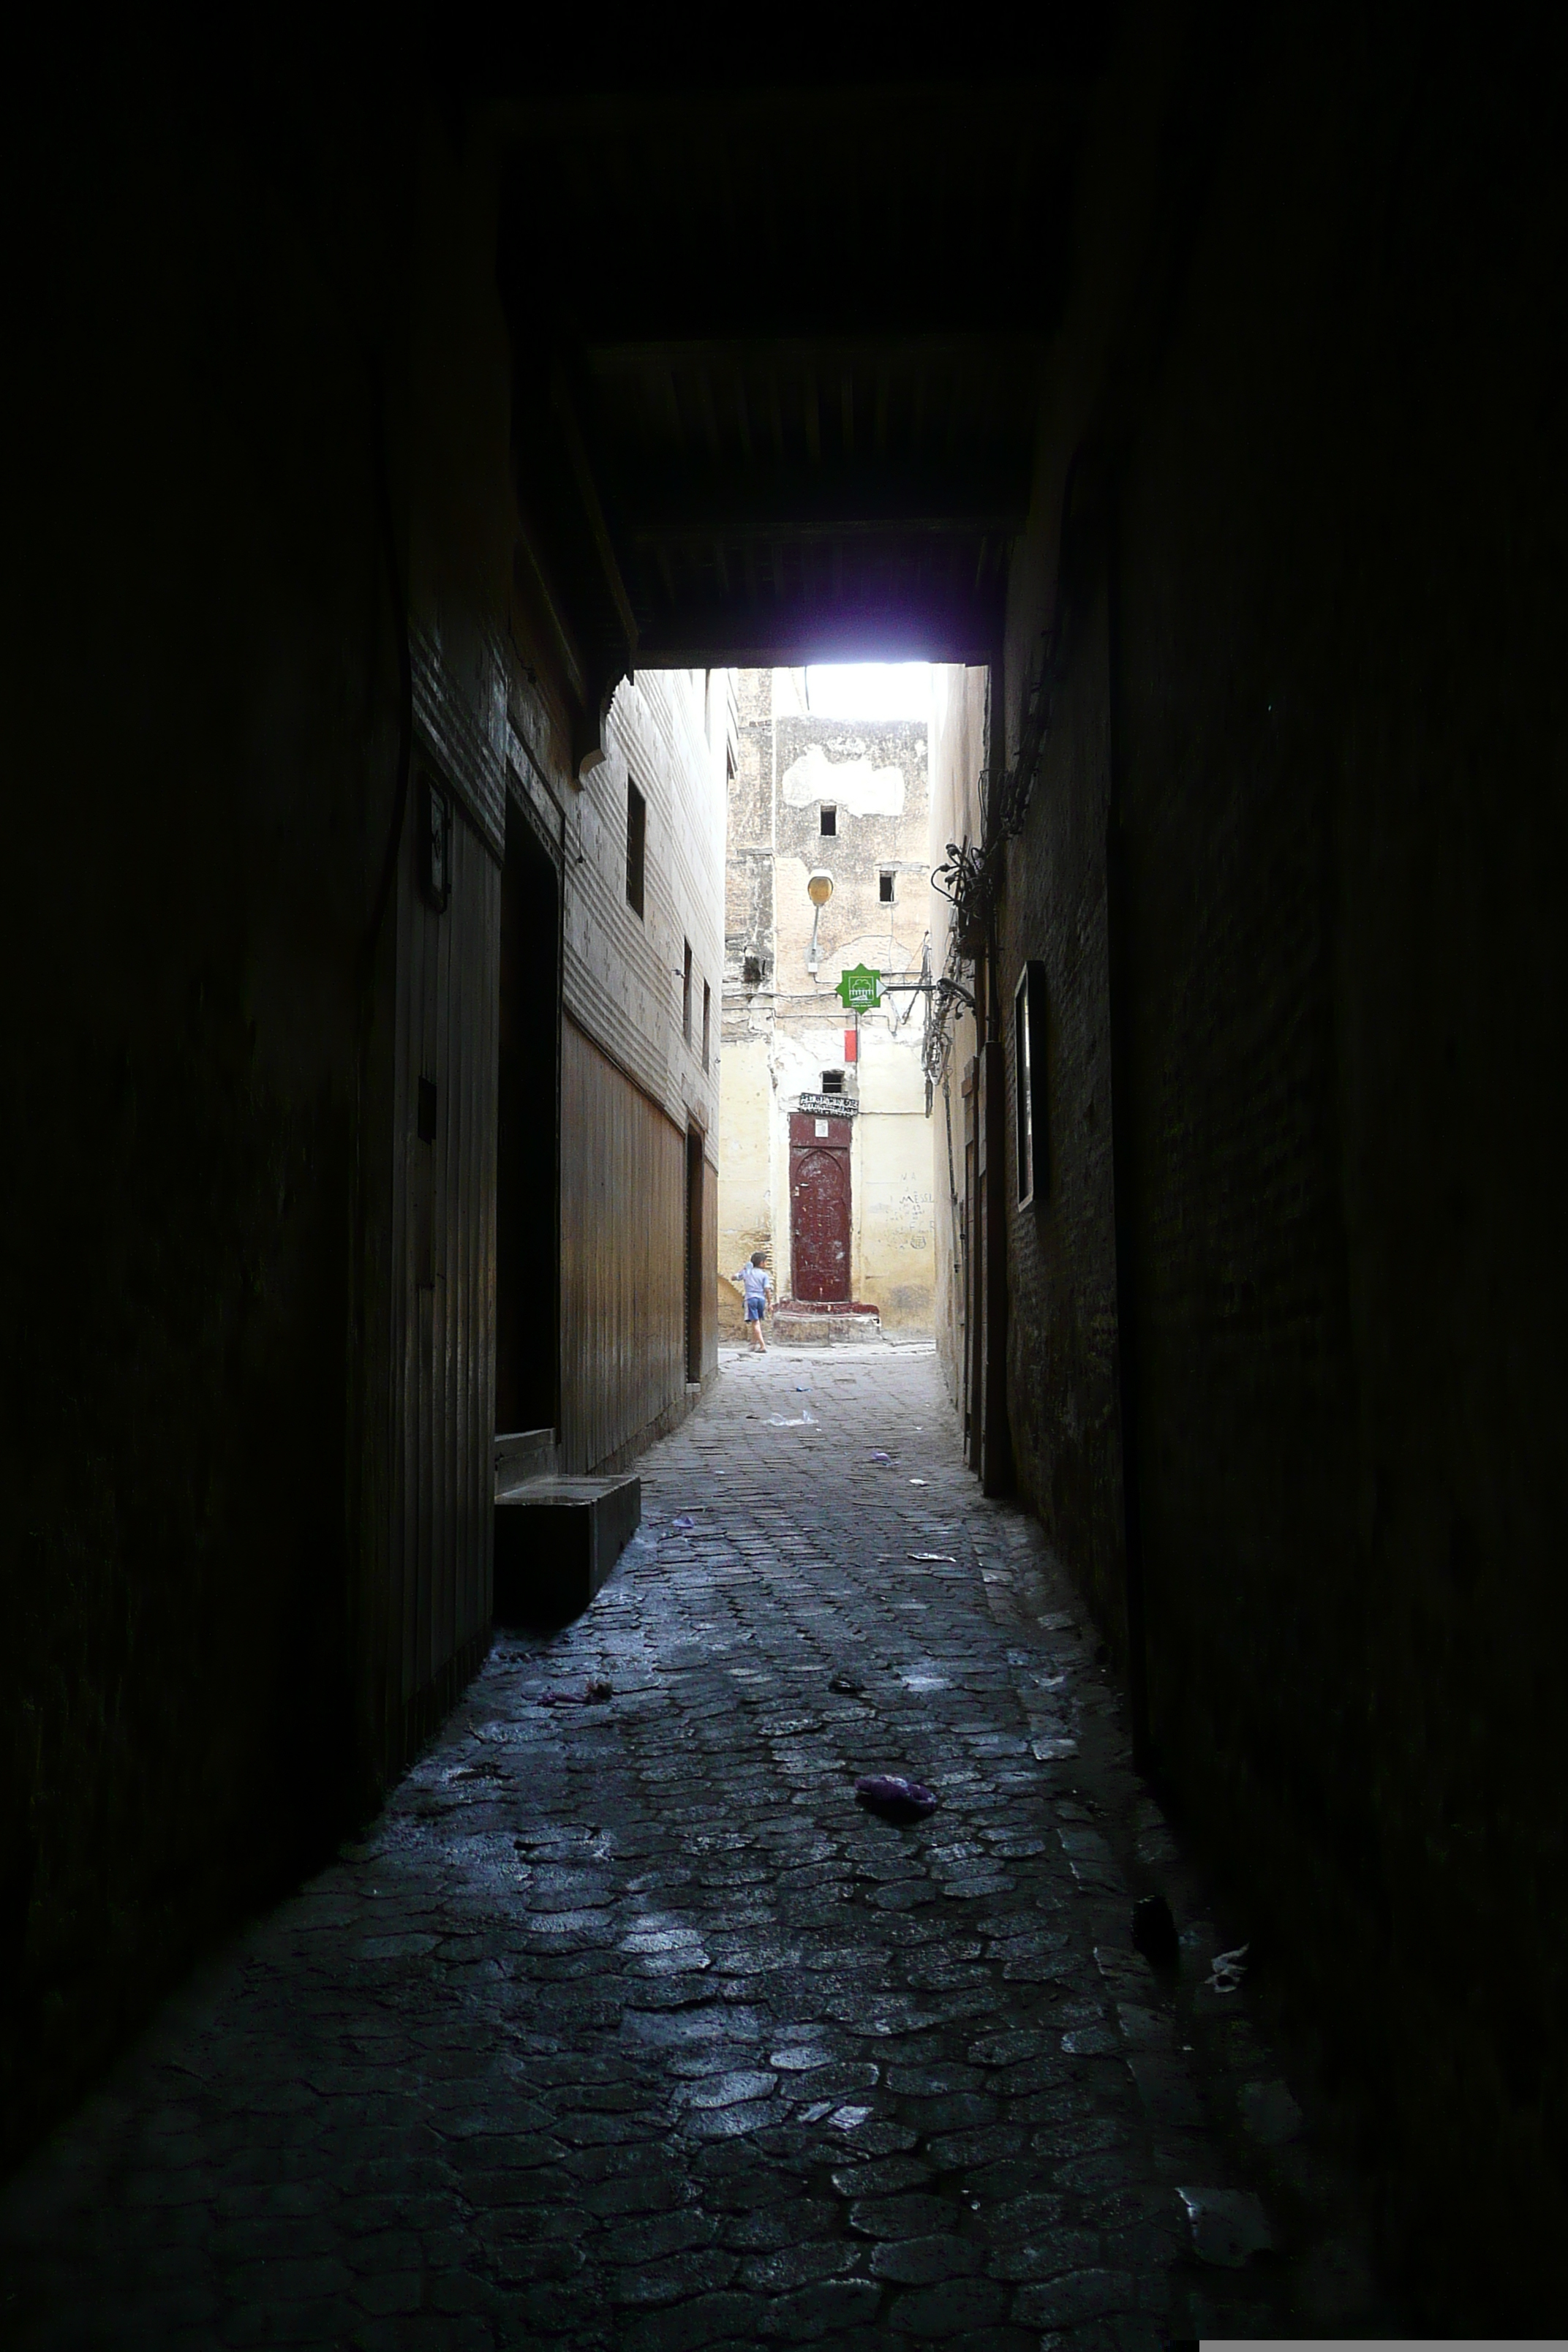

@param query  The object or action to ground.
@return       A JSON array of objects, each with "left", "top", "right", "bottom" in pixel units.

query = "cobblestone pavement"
[{"left": 1, "top": 1346, "right": 1403, "bottom": 2348}]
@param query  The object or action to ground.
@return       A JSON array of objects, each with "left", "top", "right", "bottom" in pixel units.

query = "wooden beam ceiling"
[{"left": 494, "top": 69, "right": 1096, "bottom": 683}]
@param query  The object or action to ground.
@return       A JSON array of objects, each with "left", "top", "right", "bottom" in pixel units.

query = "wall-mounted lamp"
[{"left": 806, "top": 867, "right": 834, "bottom": 973}]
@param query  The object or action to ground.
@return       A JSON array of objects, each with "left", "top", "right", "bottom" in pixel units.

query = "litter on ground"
[
  {"left": 539, "top": 1681, "right": 614, "bottom": 1707},
  {"left": 854, "top": 1774, "right": 938, "bottom": 1822}
]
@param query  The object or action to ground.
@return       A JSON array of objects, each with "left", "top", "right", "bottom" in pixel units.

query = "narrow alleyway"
[{"left": 1, "top": 1350, "right": 1403, "bottom": 2349}]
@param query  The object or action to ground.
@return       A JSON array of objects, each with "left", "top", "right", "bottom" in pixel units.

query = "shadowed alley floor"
[{"left": 0, "top": 1347, "right": 1402, "bottom": 2348}]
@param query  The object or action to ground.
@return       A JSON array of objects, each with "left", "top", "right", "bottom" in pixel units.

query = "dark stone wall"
[
  {"left": 998, "top": 8, "right": 1568, "bottom": 2324},
  {"left": 0, "top": 60, "right": 425, "bottom": 2165},
  {"left": 996, "top": 581, "right": 1129, "bottom": 1651}
]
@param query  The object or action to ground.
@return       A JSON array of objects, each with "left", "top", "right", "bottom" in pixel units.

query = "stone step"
[
  {"left": 771, "top": 1305, "right": 883, "bottom": 1344},
  {"left": 493, "top": 1426, "right": 559, "bottom": 1485},
  {"left": 494, "top": 1473, "right": 641, "bottom": 1627}
]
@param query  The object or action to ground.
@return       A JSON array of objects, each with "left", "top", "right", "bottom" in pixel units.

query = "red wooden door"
[{"left": 788, "top": 1112, "right": 851, "bottom": 1301}]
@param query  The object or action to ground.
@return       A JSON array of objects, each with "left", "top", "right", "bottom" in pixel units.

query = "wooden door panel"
[{"left": 790, "top": 1142, "right": 851, "bottom": 1301}]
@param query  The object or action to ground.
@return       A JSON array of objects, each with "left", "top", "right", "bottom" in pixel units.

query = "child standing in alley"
[{"left": 735, "top": 1249, "right": 772, "bottom": 1352}]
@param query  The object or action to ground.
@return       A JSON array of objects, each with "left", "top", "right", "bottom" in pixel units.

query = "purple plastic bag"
[{"left": 854, "top": 1774, "right": 938, "bottom": 1823}]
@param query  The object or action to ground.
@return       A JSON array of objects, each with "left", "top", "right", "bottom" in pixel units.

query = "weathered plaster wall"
[
  {"left": 928, "top": 666, "right": 989, "bottom": 1409},
  {"left": 771, "top": 702, "right": 930, "bottom": 1003},
  {"left": 853, "top": 1028, "right": 937, "bottom": 1329},
  {"left": 566, "top": 668, "right": 725, "bottom": 1156},
  {"left": 719, "top": 673, "right": 935, "bottom": 1332},
  {"left": 718, "top": 1037, "right": 775, "bottom": 1336},
  {"left": 988, "top": 11, "right": 1568, "bottom": 2324},
  {"left": 718, "top": 672, "right": 780, "bottom": 1333}
]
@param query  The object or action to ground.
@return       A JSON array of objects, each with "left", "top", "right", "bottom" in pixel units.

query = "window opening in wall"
[
  {"left": 742, "top": 951, "right": 762, "bottom": 986},
  {"left": 1014, "top": 960, "right": 1049, "bottom": 1207},
  {"left": 819, "top": 804, "right": 837, "bottom": 837},
  {"left": 702, "top": 980, "right": 711, "bottom": 1070},
  {"left": 821, "top": 1068, "right": 844, "bottom": 1096},
  {"left": 625, "top": 778, "right": 647, "bottom": 917},
  {"left": 682, "top": 939, "right": 693, "bottom": 1041},
  {"left": 879, "top": 870, "right": 894, "bottom": 902}
]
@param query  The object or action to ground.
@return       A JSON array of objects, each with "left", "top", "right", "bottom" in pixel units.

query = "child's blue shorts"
[{"left": 745, "top": 1300, "right": 764, "bottom": 1322}]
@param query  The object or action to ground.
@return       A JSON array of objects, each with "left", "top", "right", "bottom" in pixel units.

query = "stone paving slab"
[{"left": 0, "top": 1346, "right": 1403, "bottom": 2347}]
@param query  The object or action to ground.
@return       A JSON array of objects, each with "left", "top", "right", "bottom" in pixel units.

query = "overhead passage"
[
  {"left": 495, "top": 69, "right": 1098, "bottom": 745},
  {"left": 570, "top": 336, "right": 1041, "bottom": 666}
]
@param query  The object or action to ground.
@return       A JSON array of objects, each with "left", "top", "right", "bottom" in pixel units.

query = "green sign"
[{"left": 835, "top": 963, "right": 881, "bottom": 1011}]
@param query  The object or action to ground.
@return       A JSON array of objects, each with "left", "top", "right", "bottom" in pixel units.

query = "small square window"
[
  {"left": 625, "top": 779, "right": 647, "bottom": 918},
  {"left": 819, "top": 804, "right": 837, "bottom": 837},
  {"left": 879, "top": 870, "right": 894, "bottom": 902},
  {"left": 821, "top": 1068, "right": 844, "bottom": 1096}
]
